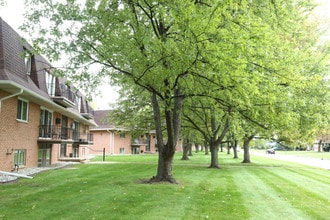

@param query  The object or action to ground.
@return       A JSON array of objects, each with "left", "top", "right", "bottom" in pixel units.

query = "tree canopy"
[{"left": 22, "top": 0, "right": 330, "bottom": 182}]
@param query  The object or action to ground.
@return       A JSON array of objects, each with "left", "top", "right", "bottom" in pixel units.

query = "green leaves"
[{"left": 22, "top": 0, "right": 330, "bottom": 149}]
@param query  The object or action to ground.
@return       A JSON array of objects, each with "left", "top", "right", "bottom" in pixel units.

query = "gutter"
[
  {"left": 0, "top": 81, "right": 96, "bottom": 126},
  {"left": 0, "top": 88, "right": 23, "bottom": 113}
]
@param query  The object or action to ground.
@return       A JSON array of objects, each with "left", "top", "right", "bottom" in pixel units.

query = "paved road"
[{"left": 251, "top": 151, "right": 330, "bottom": 170}]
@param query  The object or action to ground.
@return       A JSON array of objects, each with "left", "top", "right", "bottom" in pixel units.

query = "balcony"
[
  {"left": 38, "top": 125, "right": 93, "bottom": 144},
  {"left": 73, "top": 132, "right": 94, "bottom": 144},
  {"left": 80, "top": 100, "right": 94, "bottom": 119},
  {"left": 51, "top": 84, "right": 76, "bottom": 108},
  {"left": 131, "top": 139, "right": 147, "bottom": 146}
]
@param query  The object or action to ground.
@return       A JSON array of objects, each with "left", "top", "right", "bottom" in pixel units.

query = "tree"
[
  {"left": 182, "top": 97, "right": 231, "bottom": 168},
  {"left": 22, "top": 0, "right": 329, "bottom": 182},
  {"left": 23, "top": 0, "right": 238, "bottom": 183}
]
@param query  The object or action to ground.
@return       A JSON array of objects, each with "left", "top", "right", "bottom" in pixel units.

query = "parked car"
[
  {"left": 266, "top": 148, "right": 276, "bottom": 154},
  {"left": 323, "top": 146, "right": 330, "bottom": 152}
]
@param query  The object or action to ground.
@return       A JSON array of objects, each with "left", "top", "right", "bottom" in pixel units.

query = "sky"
[
  {"left": 0, "top": 0, "right": 119, "bottom": 110},
  {"left": 0, "top": 0, "right": 330, "bottom": 108}
]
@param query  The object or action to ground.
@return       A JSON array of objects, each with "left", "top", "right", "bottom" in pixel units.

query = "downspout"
[
  {"left": 0, "top": 89, "right": 23, "bottom": 113},
  {"left": 107, "top": 129, "right": 114, "bottom": 155}
]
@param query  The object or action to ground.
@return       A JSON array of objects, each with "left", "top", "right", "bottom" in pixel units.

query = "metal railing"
[
  {"left": 131, "top": 139, "right": 147, "bottom": 145},
  {"left": 39, "top": 125, "right": 93, "bottom": 143}
]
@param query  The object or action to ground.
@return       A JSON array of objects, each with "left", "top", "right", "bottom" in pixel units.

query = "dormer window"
[
  {"left": 45, "top": 70, "right": 55, "bottom": 96},
  {"left": 76, "top": 96, "right": 81, "bottom": 112},
  {"left": 23, "top": 49, "right": 32, "bottom": 75}
]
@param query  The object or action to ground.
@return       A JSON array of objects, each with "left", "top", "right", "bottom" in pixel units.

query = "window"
[
  {"left": 76, "top": 96, "right": 81, "bottom": 112},
  {"left": 120, "top": 133, "right": 125, "bottom": 139},
  {"left": 24, "top": 49, "right": 32, "bottom": 75},
  {"left": 120, "top": 148, "right": 125, "bottom": 154},
  {"left": 39, "top": 108, "right": 53, "bottom": 138},
  {"left": 17, "top": 98, "right": 29, "bottom": 122},
  {"left": 72, "top": 121, "right": 79, "bottom": 140},
  {"left": 14, "top": 149, "right": 26, "bottom": 166},
  {"left": 45, "top": 70, "right": 56, "bottom": 96}
]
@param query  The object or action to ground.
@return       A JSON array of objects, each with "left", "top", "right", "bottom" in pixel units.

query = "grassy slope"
[{"left": 0, "top": 152, "right": 329, "bottom": 220}]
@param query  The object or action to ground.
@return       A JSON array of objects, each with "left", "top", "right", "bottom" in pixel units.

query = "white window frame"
[
  {"left": 40, "top": 107, "right": 53, "bottom": 126},
  {"left": 24, "top": 49, "right": 32, "bottom": 75},
  {"left": 45, "top": 70, "right": 56, "bottom": 96},
  {"left": 17, "top": 97, "right": 29, "bottom": 122},
  {"left": 14, "top": 149, "right": 27, "bottom": 166}
]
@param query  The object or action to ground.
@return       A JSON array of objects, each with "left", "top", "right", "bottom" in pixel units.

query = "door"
[
  {"left": 39, "top": 109, "right": 53, "bottom": 138},
  {"left": 73, "top": 144, "right": 79, "bottom": 157},
  {"left": 72, "top": 121, "right": 79, "bottom": 141},
  {"left": 132, "top": 147, "right": 140, "bottom": 154},
  {"left": 61, "top": 115, "right": 68, "bottom": 139},
  {"left": 60, "top": 144, "right": 67, "bottom": 158},
  {"left": 38, "top": 144, "right": 51, "bottom": 167}
]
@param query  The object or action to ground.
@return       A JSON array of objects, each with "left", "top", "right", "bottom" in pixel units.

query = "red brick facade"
[
  {"left": 90, "top": 110, "right": 160, "bottom": 155},
  {"left": 0, "top": 18, "right": 95, "bottom": 172}
]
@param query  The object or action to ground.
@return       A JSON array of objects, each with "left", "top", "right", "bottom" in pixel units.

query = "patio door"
[
  {"left": 61, "top": 115, "right": 68, "bottom": 139},
  {"left": 73, "top": 144, "right": 79, "bottom": 157},
  {"left": 38, "top": 143, "right": 51, "bottom": 167},
  {"left": 60, "top": 144, "right": 67, "bottom": 158},
  {"left": 39, "top": 108, "right": 53, "bottom": 138}
]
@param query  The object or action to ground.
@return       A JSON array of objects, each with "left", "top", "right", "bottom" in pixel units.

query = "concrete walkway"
[{"left": 251, "top": 151, "right": 330, "bottom": 170}]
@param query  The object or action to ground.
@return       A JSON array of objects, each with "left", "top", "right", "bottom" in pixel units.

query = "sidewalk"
[
  {"left": 0, "top": 162, "right": 78, "bottom": 183},
  {"left": 251, "top": 151, "right": 330, "bottom": 170}
]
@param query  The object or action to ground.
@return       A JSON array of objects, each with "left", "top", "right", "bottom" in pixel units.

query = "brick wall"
[
  {"left": 90, "top": 130, "right": 133, "bottom": 155},
  {"left": 0, "top": 91, "right": 39, "bottom": 171},
  {"left": 90, "top": 130, "right": 110, "bottom": 155},
  {"left": 113, "top": 132, "right": 132, "bottom": 154}
]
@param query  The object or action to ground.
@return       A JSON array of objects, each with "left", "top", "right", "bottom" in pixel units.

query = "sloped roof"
[
  {"left": 91, "top": 110, "right": 116, "bottom": 130},
  {"left": 0, "top": 18, "right": 96, "bottom": 126}
]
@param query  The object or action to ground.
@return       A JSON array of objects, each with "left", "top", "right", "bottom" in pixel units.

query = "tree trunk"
[
  {"left": 150, "top": 147, "right": 176, "bottom": 183},
  {"left": 188, "top": 144, "right": 193, "bottom": 156},
  {"left": 149, "top": 92, "right": 182, "bottom": 183},
  {"left": 209, "top": 142, "right": 220, "bottom": 168},
  {"left": 209, "top": 115, "right": 230, "bottom": 168},
  {"left": 227, "top": 142, "right": 231, "bottom": 154},
  {"left": 233, "top": 140, "right": 238, "bottom": 159},
  {"left": 204, "top": 140, "right": 209, "bottom": 155},
  {"left": 181, "top": 141, "right": 190, "bottom": 160},
  {"left": 220, "top": 144, "right": 224, "bottom": 152},
  {"left": 195, "top": 144, "right": 199, "bottom": 153},
  {"left": 242, "top": 135, "right": 254, "bottom": 163},
  {"left": 318, "top": 140, "right": 322, "bottom": 152}
]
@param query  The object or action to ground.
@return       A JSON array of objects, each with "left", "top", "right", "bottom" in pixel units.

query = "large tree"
[
  {"left": 23, "top": 0, "right": 235, "bottom": 183},
  {"left": 22, "top": 0, "right": 329, "bottom": 182}
]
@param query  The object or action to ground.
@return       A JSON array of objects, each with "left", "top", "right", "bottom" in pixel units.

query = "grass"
[
  {"left": 1, "top": 152, "right": 330, "bottom": 220},
  {"left": 271, "top": 150, "right": 330, "bottom": 160}
]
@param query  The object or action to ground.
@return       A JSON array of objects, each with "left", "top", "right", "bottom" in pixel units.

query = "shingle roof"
[
  {"left": 91, "top": 110, "right": 116, "bottom": 130},
  {"left": 0, "top": 18, "right": 96, "bottom": 126}
]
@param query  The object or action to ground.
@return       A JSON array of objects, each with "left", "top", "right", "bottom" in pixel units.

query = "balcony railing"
[
  {"left": 131, "top": 139, "right": 147, "bottom": 145},
  {"left": 74, "top": 132, "right": 94, "bottom": 143},
  {"left": 51, "top": 84, "right": 77, "bottom": 108},
  {"left": 38, "top": 125, "right": 93, "bottom": 143},
  {"left": 59, "top": 84, "right": 76, "bottom": 103}
]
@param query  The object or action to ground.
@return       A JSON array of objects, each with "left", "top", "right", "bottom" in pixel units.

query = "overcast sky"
[
  {"left": 0, "top": 0, "right": 119, "bottom": 109},
  {"left": 1, "top": 0, "right": 329, "bottom": 109}
]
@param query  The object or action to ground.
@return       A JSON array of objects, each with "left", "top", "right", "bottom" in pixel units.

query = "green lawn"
[
  {"left": 271, "top": 150, "right": 330, "bottom": 160},
  {"left": 1, "top": 152, "right": 329, "bottom": 220}
]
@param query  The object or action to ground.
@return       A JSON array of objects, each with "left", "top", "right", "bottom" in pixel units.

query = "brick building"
[
  {"left": 90, "top": 110, "right": 158, "bottom": 155},
  {"left": 0, "top": 18, "right": 96, "bottom": 172}
]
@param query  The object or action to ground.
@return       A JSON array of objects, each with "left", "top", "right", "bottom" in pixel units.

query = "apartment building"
[
  {"left": 90, "top": 110, "right": 158, "bottom": 155},
  {"left": 0, "top": 18, "right": 96, "bottom": 172}
]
